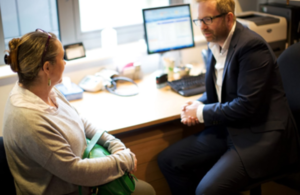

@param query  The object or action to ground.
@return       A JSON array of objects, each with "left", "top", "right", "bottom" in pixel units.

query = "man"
[{"left": 157, "top": 0, "right": 300, "bottom": 194}]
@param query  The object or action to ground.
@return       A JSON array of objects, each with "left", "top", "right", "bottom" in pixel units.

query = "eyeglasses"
[
  {"left": 36, "top": 28, "right": 52, "bottom": 68},
  {"left": 193, "top": 13, "right": 227, "bottom": 26}
]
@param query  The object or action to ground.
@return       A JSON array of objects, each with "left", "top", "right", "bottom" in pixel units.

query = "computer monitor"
[{"left": 142, "top": 4, "right": 195, "bottom": 55}]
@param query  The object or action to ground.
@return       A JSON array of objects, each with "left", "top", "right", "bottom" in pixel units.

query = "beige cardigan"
[{"left": 3, "top": 84, "right": 134, "bottom": 195}]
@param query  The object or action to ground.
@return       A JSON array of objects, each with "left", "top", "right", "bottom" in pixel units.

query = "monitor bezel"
[{"left": 142, "top": 4, "right": 195, "bottom": 55}]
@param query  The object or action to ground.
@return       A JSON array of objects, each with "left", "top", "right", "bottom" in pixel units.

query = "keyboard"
[{"left": 168, "top": 74, "right": 206, "bottom": 97}]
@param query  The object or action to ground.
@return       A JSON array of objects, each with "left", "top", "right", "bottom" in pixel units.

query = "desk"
[
  {"left": 70, "top": 72, "right": 203, "bottom": 134},
  {"left": 70, "top": 72, "right": 205, "bottom": 195}
]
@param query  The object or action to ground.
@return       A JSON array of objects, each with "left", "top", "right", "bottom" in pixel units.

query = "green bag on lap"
[{"left": 79, "top": 131, "right": 137, "bottom": 195}]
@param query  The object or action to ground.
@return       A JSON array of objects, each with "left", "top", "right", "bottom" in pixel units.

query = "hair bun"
[
  {"left": 9, "top": 38, "right": 21, "bottom": 50},
  {"left": 7, "top": 38, "right": 21, "bottom": 72}
]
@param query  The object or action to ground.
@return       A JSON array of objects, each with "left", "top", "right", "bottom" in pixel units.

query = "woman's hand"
[
  {"left": 112, "top": 149, "right": 124, "bottom": 154},
  {"left": 130, "top": 153, "right": 138, "bottom": 174},
  {"left": 113, "top": 149, "right": 137, "bottom": 173}
]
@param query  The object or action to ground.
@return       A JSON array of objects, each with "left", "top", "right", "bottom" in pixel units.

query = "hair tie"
[
  {"left": 5, "top": 50, "right": 19, "bottom": 72},
  {"left": 4, "top": 54, "right": 9, "bottom": 65}
]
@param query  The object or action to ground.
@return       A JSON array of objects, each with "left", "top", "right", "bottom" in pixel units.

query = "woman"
[{"left": 3, "top": 29, "right": 155, "bottom": 195}]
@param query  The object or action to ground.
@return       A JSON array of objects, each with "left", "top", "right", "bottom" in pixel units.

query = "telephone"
[
  {"left": 79, "top": 69, "right": 139, "bottom": 96},
  {"left": 79, "top": 69, "right": 118, "bottom": 92}
]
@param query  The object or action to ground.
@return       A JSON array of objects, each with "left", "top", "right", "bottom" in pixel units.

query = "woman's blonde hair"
[
  {"left": 5, "top": 31, "right": 58, "bottom": 87},
  {"left": 197, "top": 0, "right": 235, "bottom": 20}
]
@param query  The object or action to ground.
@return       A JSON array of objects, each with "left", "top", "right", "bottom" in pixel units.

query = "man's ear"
[
  {"left": 226, "top": 12, "right": 235, "bottom": 29},
  {"left": 227, "top": 12, "right": 234, "bottom": 23}
]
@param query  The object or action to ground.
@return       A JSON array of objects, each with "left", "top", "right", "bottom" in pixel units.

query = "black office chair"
[
  {"left": 241, "top": 42, "right": 300, "bottom": 195},
  {"left": 0, "top": 137, "right": 16, "bottom": 195},
  {"left": 278, "top": 42, "right": 300, "bottom": 133}
]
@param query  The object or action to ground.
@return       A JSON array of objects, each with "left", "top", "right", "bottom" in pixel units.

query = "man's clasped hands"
[{"left": 181, "top": 100, "right": 202, "bottom": 126}]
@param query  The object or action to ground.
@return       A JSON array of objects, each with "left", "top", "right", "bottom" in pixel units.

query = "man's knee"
[
  {"left": 196, "top": 182, "right": 221, "bottom": 195},
  {"left": 157, "top": 148, "right": 170, "bottom": 170},
  {"left": 157, "top": 147, "right": 181, "bottom": 175},
  {"left": 195, "top": 179, "right": 241, "bottom": 195}
]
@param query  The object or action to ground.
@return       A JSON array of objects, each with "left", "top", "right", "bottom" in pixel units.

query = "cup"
[
  {"left": 176, "top": 64, "right": 193, "bottom": 78},
  {"left": 163, "top": 58, "right": 175, "bottom": 81}
]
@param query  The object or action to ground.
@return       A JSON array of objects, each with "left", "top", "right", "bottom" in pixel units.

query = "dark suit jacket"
[{"left": 198, "top": 22, "right": 299, "bottom": 179}]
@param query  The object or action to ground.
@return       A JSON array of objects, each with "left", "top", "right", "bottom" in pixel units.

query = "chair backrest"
[
  {"left": 0, "top": 137, "right": 16, "bottom": 194},
  {"left": 277, "top": 42, "right": 300, "bottom": 130},
  {"left": 243, "top": 44, "right": 300, "bottom": 194}
]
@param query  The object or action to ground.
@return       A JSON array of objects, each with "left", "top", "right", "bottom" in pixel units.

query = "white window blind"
[{"left": 79, "top": 0, "right": 169, "bottom": 33}]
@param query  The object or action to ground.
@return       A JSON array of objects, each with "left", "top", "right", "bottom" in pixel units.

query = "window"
[
  {"left": 79, "top": 0, "right": 169, "bottom": 32},
  {"left": 72, "top": 0, "right": 171, "bottom": 49},
  {"left": 0, "top": 0, "right": 59, "bottom": 48}
]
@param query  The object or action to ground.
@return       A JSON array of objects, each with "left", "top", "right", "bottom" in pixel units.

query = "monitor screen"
[{"left": 142, "top": 4, "right": 195, "bottom": 54}]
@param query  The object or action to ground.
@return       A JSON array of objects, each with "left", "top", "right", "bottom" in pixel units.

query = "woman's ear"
[{"left": 42, "top": 61, "right": 51, "bottom": 76}]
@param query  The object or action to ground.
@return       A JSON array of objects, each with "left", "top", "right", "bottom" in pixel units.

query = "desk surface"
[{"left": 70, "top": 72, "right": 202, "bottom": 134}]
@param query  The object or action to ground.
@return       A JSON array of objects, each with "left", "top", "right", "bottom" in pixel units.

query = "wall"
[
  {"left": 258, "top": 0, "right": 300, "bottom": 7},
  {"left": 236, "top": 0, "right": 258, "bottom": 13},
  {"left": 237, "top": 0, "right": 300, "bottom": 12}
]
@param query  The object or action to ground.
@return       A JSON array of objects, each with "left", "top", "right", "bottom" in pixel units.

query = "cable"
[{"left": 105, "top": 77, "right": 139, "bottom": 97}]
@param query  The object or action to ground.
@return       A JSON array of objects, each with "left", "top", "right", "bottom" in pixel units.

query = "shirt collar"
[{"left": 10, "top": 82, "right": 59, "bottom": 114}]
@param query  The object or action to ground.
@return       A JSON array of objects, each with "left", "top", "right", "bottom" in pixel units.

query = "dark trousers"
[{"left": 157, "top": 126, "right": 250, "bottom": 195}]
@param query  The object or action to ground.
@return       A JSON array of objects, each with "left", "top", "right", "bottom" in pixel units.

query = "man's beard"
[
  {"left": 202, "top": 25, "right": 229, "bottom": 43},
  {"left": 202, "top": 29, "right": 216, "bottom": 42}
]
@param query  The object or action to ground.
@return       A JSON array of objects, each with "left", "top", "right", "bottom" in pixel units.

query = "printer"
[{"left": 236, "top": 11, "right": 287, "bottom": 57}]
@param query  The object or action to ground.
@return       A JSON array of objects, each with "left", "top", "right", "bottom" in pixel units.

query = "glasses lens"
[
  {"left": 203, "top": 17, "right": 212, "bottom": 25},
  {"left": 193, "top": 19, "right": 199, "bottom": 26}
]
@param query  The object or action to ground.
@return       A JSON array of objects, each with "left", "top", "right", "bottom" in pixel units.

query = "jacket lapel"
[
  {"left": 221, "top": 22, "right": 243, "bottom": 99},
  {"left": 206, "top": 49, "right": 218, "bottom": 103},
  {"left": 222, "top": 22, "right": 242, "bottom": 82}
]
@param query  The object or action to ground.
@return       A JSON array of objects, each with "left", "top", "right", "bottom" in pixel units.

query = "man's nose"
[{"left": 200, "top": 21, "right": 208, "bottom": 30}]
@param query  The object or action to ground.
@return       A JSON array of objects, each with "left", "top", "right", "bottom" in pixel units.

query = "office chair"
[
  {"left": 278, "top": 42, "right": 300, "bottom": 132},
  {"left": 0, "top": 137, "right": 16, "bottom": 195},
  {"left": 241, "top": 42, "right": 300, "bottom": 195}
]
